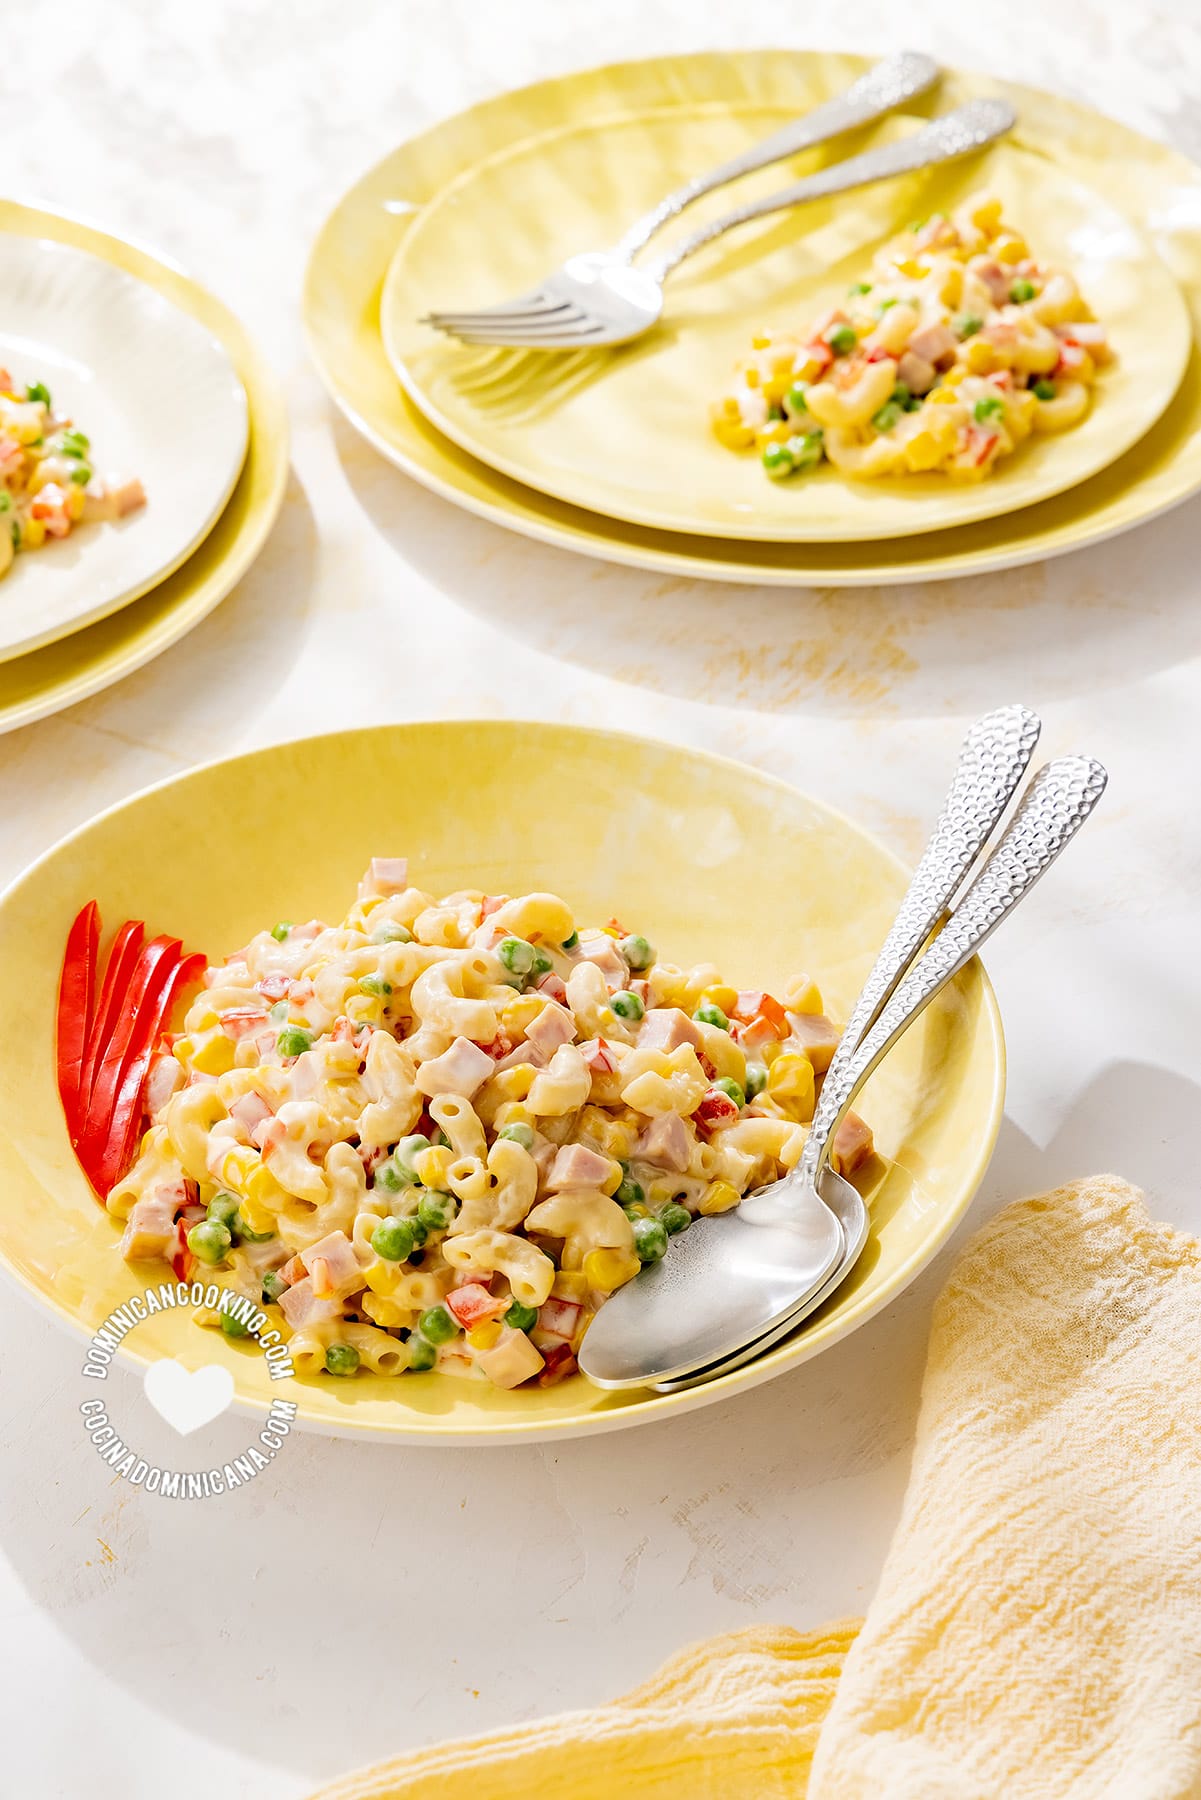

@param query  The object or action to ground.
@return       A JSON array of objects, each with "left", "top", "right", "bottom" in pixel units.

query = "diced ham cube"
[
  {"left": 786, "top": 1012, "right": 842, "bottom": 1074},
  {"left": 257, "top": 973, "right": 290, "bottom": 1002},
  {"left": 445, "top": 1283, "right": 508, "bottom": 1328},
  {"left": 832, "top": 1110, "right": 874, "bottom": 1175},
  {"left": 968, "top": 257, "right": 1011, "bottom": 304},
  {"left": 480, "top": 894, "right": 507, "bottom": 919},
  {"left": 536, "top": 972, "right": 568, "bottom": 1004},
  {"left": 109, "top": 475, "right": 146, "bottom": 517},
  {"left": 576, "top": 935, "right": 629, "bottom": 990},
  {"left": 732, "top": 992, "right": 787, "bottom": 1033},
  {"left": 475, "top": 1326, "right": 545, "bottom": 1389},
  {"left": 277, "top": 1278, "right": 343, "bottom": 1329},
  {"left": 638, "top": 1008, "right": 702, "bottom": 1053},
  {"left": 415, "top": 1035, "right": 494, "bottom": 1100},
  {"left": 896, "top": 350, "right": 937, "bottom": 396},
  {"left": 300, "top": 1230, "right": 362, "bottom": 1298},
  {"left": 525, "top": 1001, "right": 576, "bottom": 1058},
  {"left": 229, "top": 1092, "right": 274, "bottom": 1137},
  {"left": 907, "top": 322, "right": 957, "bottom": 365},
  {"left": 357, "top": 857, "right": 409, "bottom": 899},
  {"left": 536, "top": 1297, "right": 583, "bottom": 1343},
  {"left": 538, "top": 1344, "right": 578, "bottom": 1386},
  {"left": 119, "top": 1192, "right": 179, "bottom": 1260},
  {"left": 491, "top": 1040, "right": 546, "bottom": 1073},
  {"left": 577, "top": 1037, "right": 618, "bottom": 1074},
  {"left": 546, "top": 1143, "right": 614, "bottom": 1191},
  {"left": 636, "top": 1112, "right": 691, "bottom": 1172}
]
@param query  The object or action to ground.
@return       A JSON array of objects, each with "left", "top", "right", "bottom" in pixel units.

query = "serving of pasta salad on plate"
[
  {"left": 100, "top": 860, "right": 874, "bottom": 1392},
  {"left": 712, "top": 194, "right": 1112, "bottom": 484},
  {"left": 0, "top": 372, "right": 144, "bottom": 579}
]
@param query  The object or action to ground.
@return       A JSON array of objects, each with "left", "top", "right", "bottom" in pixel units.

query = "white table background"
[{"left": 2, "top": 3, "right": 1199, "bottom": 1794}]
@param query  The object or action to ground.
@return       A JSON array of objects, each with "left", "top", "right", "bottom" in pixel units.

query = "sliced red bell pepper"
[
  {"left": 78, "top": 920, "right": 144, "bottom": 1126},
  {"left": 56, "top": 901, "right": 100, "bottom": 1137},
  {"left": 76, "top": 934, "right": 181, "bottom": 1192},
  {"left": 93, "top": 950, "right": 204, "bottom": 1197}
]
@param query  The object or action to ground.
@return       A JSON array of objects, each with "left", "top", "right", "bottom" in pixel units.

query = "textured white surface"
[{"left": 0, "top": 4, "right": 1198, "bottom": 1796}]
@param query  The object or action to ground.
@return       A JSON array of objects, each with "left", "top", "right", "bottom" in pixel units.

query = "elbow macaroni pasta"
[{"left": 106, "top": 864, "right": 874, "bottom": 1391}]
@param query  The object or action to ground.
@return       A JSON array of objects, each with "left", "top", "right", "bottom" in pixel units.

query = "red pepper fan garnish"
[{"left": 56, "top": 902, "right": 204, "bottom": 1200}]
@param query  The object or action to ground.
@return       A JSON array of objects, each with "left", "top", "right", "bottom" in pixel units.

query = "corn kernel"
[
  {"left": 186, "top": 1029, "right": 236, "bottom": 1076},
  {"left": 754, "top": 420, "right": 792, "bottom": 451},
  {"left": 893, "top": 256, "right": 927, "bottom": 279},
  {"left": 468, "top": 1321, "right": 503, "bottom": 1351},
  {"left": 701, "top": 984, "right": 738, "bottom": 1015},
  {"left": 21, "top": 516, "right": 45, "bottom": 549},
  {"left": 967, "top": 196, "right": 1004, "bottom": 234},
  {"left": 992, "top": 233, "right": 1028, "bottom": 264},
  {"left": 766, "top": 1052, "right": 816, "bottom": 1123},
  {"left": 780, "top": 976, "right": 821, "bottom": 1015},
  {"left": 928, "top": 385, "right": 960, "bottom": 404},
  {"left": 584, "top": 1247, "right": 641, "bottom": 1291},
  {"left": 501, "top": 994, "right": 545, "bottom": 1036},
  {"left": 362, "top": 1291, "right": 417, "bottom": 1329},
  {"left": 414, "top": 1145, "right": 453, "bottom": 1188},
  {"left": 64, "top": 484, "right": 86, "bottom": 521},
  {"left": 213, "top": 1145, "right": 259, "bottom": 1194},
  {"left": 552, "top": 1270, "right": 589, "bottom": 1303},
  {"left": 964, "top": 338, "right": 1002, "bottom": 375},
  {"left": 243, "top": 1165, "right": 284, "bottom": 1224},
  {"left": 903, "top": 430, "right": 946, "bottom": 472},
  {"left": 698, "top": 1180, "right": 742, "bottom": 1217}
]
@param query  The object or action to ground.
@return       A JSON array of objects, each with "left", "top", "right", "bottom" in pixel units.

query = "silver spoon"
[{"left": 580, "top": 723, "right": 1105, "bottom": 1392}]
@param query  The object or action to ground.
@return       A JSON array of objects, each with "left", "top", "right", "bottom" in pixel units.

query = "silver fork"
[
  {"left": 424, "top": 95, "right": 1015, "bottom": 351},
  {"left": 422, "top": 52, "right": 938, "bottom": 344}
]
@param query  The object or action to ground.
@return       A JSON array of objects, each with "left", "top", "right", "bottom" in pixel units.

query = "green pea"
[
  {"left": 891, "top": 380, "right": 912, "bottom": 407},
  {"left": 371, "top": 920, "right": 412, "bottom": 944},
  {"left": 767, "top": 403, "right": 784, "bottom": 422},
  {"left": 561, "top": 930, "right": 580, "bottom": 950},
  {"left": 744, "top": 1062, "right": 768, "bottom": 1100},
  {"left": 619, "top": 934, "right": 655, "bottom": 971},
  {"left": 659, "top": 1203, "right": 692, "bottom": 1235},
  {"left": 276, "top": 1025, "right": 314, "bottom": 1058},
  {"left": 187, "top": 1220, "right": 231, "bottom": 1265},
  {"left": 221, "top": 1312, "right": 250, "bottom": 1339},
  {"left": 239, "top": 1220, "right": 275, "bottom": 1244},
  {"left": 528, "top": 947, "right": 553, "bottom": 981},
  {"left": 877, "top": 297, "right": 900, "bottom": 313},
  {"left": 693, "top": 1002, "right": 729, "bottom": 1031},
  {"left": 954, "top": 313, "right": 984, "bottom": 339},
  {"left": 58, "top": 427, "right": 90, "bottom": 456},
  {"left": 909, "top": 217, "right": 927, "bottom": 234},
  {"left": 713, "top": 1075, "right": 746, "bottom": 1108},
  {"left": 325, "top": 1343, "right": 360, "bottom": 1377},
  {"left": 497, "top": 1122, "right": 535, "bottom": 1149},
  {"left": 68, "top": 463, "right": 92, "bottom": 486},
  {"left": 847, "top": 280, "right": 872, "bottom": 297},
  {"left": 825, "top": 323, "right": 858, "bottom": 355},
  {"left": 610, "top": 990, "right": 644, "bottom": 1021},
  {"left": 0, "top": 493, "right": 10, "bottom": 512},
  {"left": 433, "top": 1128, "right": 452, "bottom": 1149},
  {"left": 207, "top": 1191, "right": 241, "bottom": 1230},
  {"left": 762, "top": 440, "right": 795, "bottom": 480},
  {"left": 872, "top": 401, "right": 904, "bottom": 433},
  {"left": 497, "top": 935, "right": 536, "bottom": 977},
  {"left": 262, "top": 1270, "right": 286, "bottom": 1303},
  {"left": 25, "top": 381, "right": 51, "bottom": 407},
  {"left": 358, "top": 974, "right": 392, "bottom": 998},
  {"left": 1009, "top": 277, "right": 1037, "bottom": 302},
  {"left": 616, "top": 1175, "right": 645, "bottom": 1210},
  {"left": 418, "top": 1304, "right": 458, "bottom": 1345},
  {"left": 408, "top": 1335, "right": 437, "bottom": 1371},
  {"left": 409, "top": 1217, "right": 430, "bottom": 1248},
  {"left": 783, "top": 381, "right": 810, "bottom": 417},
  {"left": 973, "top": 396, "right": 1005, "bottom": 425},
  {"left": 632, "top": 1217, "right": 668, "bottom": 1264},
  {"left": 268, "top": 1000, "right": 289, "bottom": 1024},
  {"left": 270, "top": 921, "right": 292, "bottom": 942},
  {"left": 417, "top": 1190, "right": 456, "bottom": 1230},
  {"left": 504, "top": 1300, "right": 539, "bottom": 1332},
  {"left": 789, "top": 431, "right": 825, "bottom": 473},
  {"left": 1032, "top": 379, "right": 1057, "bottom": 400},
  {"left": 371, "top": 1216, "right": 417, "bottom": 1262}
]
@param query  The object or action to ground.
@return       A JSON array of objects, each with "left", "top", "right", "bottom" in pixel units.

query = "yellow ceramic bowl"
[{"left": 0, "top": 723, "right": 1004, "bottom": 1444}]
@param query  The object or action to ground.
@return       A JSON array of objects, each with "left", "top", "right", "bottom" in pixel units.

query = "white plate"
[{"left": 0, "top": 236, "right": 248, "bottom": 662}]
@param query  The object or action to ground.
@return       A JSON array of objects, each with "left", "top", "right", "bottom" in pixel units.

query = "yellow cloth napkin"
[{"left": 310, "top": 1177, "right": 1201, "bottom": 1800}]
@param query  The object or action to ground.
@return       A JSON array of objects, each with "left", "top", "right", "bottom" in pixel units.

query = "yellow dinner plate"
[
  {"left": 0, "top": 722, "right": 1004, "bottom": 1445},
  {"left": 306, "top": 51, "right": 1201, "bottom": 585},
  {"left": 381, "top": 121, "right": 1188, "bottom": 542},
  {"left": 0, "top": 202, "right": 288, "bottom": 734}
]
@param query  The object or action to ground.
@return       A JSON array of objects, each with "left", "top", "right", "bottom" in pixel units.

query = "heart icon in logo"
[{"left": 143, "top": 1359, "right": 235, "bottom": 1436}]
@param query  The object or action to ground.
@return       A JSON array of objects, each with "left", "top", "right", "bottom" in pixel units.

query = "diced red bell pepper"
[
  {"left": 864, "top": 344, "right": 895, "bottom": 363},
  {"left": 579, "top": 1038, "right": 617, "bottom": 1074},
  {"left": 256, "top": 972, "right": 290, "bottom": 1003},
  {"left": 169, "top": 1219, "right": 196, "bottom": 1284},
  {"left": 79, "top": 920, "right": 144, "bottom": 1119},
  {"left": 694, "top": 1088, "right": 740, "bottom": 1131},
  {"left": 538, "top": 1344, "right": 578, "bottom": 1386},
  {"left": 968, "top": 428, "right": 1001, "bottom": 467},
  {"left": 480, "top": 894, "right": 507, "bottom": 919},
  {"left": 56, "top": 901, "right": 100, "bottom": 1138},
  {"left": 1055, "top": 342, "right": 1088, "bottom": 376},
  {"left": 804, "top": 341, "right": 835, "bottom": 372},
  {"left": 219, "top": 1006, "right": 269, "bottom": 1040},
  {"left": 732, "top": 991, "right": 787, "bottom": 1033},
  {"left": 477, "top": 1030, "right": 512, "bottom": 1061},
  {"left": 445, "top": 1283, "right": 507, "bottom": 1328}
]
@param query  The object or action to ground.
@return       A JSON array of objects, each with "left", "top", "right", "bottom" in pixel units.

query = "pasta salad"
[
  {"left": 0, "top": 373, "right": 144, "bottom": 579},
  {"left": 712, "top": 194, "right": 1112, "bottom": 484},
  {"left": 104, "top": 861, "right": 874, "bottom": 1390}
]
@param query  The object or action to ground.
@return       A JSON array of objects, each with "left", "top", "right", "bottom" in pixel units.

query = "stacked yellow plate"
[
  {"left": 304, "top": 50, "right": 1201, "bottom": 585},
  {"left": 0, "top": 203, "right": 288, "bottom": 734}
]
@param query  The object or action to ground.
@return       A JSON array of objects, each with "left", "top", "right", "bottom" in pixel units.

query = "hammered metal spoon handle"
[
  {"left": 800, "top": 756, "right": 1108, "bottom": 1185},
  {"left": 832, "top": 704, "right": 1041, "bottom": 1076}
]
